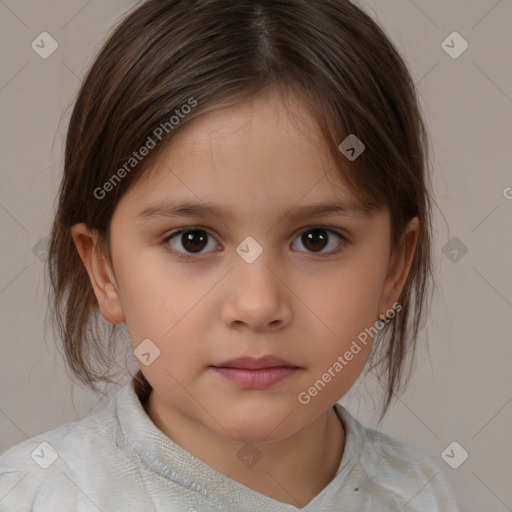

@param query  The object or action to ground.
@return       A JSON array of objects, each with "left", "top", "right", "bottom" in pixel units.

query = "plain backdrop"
[{"left": 1, "top": 1, "right": 511, "bottom": 510}]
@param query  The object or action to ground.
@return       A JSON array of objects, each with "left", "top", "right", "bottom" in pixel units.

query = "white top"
[{"left": 0, "top": 381, "right": 460, "bottom": 511}]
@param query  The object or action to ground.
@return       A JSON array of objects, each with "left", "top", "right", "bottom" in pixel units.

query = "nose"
[{"left": 220, "top": 248, "right": 292, "bottom": 332}]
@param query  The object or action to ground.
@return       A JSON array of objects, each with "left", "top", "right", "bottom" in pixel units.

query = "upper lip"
[{"left": 212, "top": 356, "right": 297, "bottom": 369}]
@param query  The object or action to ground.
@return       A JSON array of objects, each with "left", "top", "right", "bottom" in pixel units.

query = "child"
[{"left": 0, "top": 0, "right": 460, "bottom": 510}]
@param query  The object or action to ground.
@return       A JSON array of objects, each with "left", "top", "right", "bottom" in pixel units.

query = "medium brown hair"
[{"left": 47, "top": 0, "right": 437, "bottom": 422}]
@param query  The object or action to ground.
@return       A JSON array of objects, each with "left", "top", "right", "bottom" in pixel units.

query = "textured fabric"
[{"left": 0, "top": 381, "right": 459, "bottom": 511}]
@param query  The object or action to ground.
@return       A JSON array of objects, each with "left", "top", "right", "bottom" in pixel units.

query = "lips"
[
  {"left": 210, "top": 356, "right": 300, "bottom": 388},
  {"left": 212, "top": 355, "right": 297, "bottom": 370}
]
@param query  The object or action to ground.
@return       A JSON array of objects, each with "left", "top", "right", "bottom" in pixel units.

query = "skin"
[{"left": 72, "top": 88, "right": 419, "bottom": 508}]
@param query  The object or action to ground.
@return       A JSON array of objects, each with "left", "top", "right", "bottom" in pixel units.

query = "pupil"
[
  {"left": 182, "top": 230, "right": 207, "bottom": 253},
  {"left": 303, "top": 229, "right": 327, "bottom": 252}
]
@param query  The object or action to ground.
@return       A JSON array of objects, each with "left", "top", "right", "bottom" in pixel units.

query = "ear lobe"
[
  {"left": 71, "top": 223, "right": 125, "bottom": 324},
  {"left": 378, "top": 216, "right": 420, "bottom": 318}
]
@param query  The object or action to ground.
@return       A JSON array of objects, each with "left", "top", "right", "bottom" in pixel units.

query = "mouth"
[
  {"left": 210, "top": 356, "right": 300, "bottom": 388},
  {"left": 212, "top": 355, "right": 297, "bottom": 370}
]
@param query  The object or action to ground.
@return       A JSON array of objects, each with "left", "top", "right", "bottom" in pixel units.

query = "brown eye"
[
  {"left": 302, "top": 229, "right": 328, "bottom": 252},
  {"left": 292, "top": 227, "right": 346, "bottom": 255},
  {"left": 181, "top": 230, "right": 208, "bottom": 253},
  {"left": 167, "top": 228, "right": 219, "bottom": 257}
]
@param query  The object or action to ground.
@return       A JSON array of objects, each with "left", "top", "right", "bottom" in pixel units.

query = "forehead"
[
  {"left": 162, "top": 89, "right": 329, "bottom": 171},
  {"left": 117, "top": 90, "right": 374, "bottom": 220}
]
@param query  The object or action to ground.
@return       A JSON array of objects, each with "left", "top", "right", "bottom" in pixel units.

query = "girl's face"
[{"left": 75, "top": 89, "right": 418, "bottom": 443}]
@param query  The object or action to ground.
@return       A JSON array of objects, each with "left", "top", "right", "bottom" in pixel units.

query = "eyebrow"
[{"left": 136, "top": 198, "right": 379, "bottom": 222}]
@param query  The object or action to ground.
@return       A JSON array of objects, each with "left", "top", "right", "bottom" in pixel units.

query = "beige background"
[{"left": 1, "top": 1, "right": 511, "bottom": 510}]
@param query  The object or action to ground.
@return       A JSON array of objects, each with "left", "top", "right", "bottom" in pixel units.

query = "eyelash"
[{"left": 162, "top": 226, "right": 349, "bottom": 262}]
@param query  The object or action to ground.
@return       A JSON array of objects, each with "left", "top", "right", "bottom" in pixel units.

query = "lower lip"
[{"left": 211, "top": 366, "right": 298, "bottom": 388}]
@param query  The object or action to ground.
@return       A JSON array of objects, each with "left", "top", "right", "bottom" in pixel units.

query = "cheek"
[
  {"left": 301, "top": 261, "right": 385, "bottom": 336},
  {"left": 294, "top": 259, "right": 386, "bottom": 387},
  {"left": 117, "top": 258, "right": 216, "bottom": 370},
  {"left": 296, "top": 278, "right": 379, "bottom": 405},
  {"left": 116, "top": 245, "right": 202, "bottom": 325}
]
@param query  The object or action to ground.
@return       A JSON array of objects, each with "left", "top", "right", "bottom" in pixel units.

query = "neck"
[{"left": 144, "top": 392, "right": 345, "bottom": 508}]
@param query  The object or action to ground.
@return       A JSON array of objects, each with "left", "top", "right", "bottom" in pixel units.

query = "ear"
[
  {"left": 377, "top": 216, "right": 420, "bottom": 319},
  {"left": 71, "top": 223, "right": 125, "bottom": 324}
]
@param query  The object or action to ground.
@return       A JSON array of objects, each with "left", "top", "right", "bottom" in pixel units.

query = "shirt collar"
[{"left": 114, "top": 380, "right": 366, "bottom": 509}]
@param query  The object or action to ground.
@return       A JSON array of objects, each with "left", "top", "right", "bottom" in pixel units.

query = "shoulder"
[
  {"left": 0, "top": 390, "right": 121, "bottom": 511},
  {"left": 335, "top": 404, "right": 460, "bottom": 511}
]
